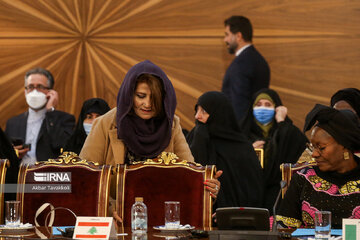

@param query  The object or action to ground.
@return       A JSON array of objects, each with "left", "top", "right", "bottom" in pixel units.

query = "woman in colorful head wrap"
[{"left": 277, "top": 104, "right": 360, "bottom": 228}]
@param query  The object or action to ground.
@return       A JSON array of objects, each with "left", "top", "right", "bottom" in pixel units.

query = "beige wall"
[{"left": 0, "top": 0, "right": 359, "bottom": 131}]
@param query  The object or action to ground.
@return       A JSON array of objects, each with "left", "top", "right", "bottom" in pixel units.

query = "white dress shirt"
[
  {"left": 22, "top": 108, "right": 47, "bottom": 165},
  {"left": 235, "top": 44, "right": 252, "bottom": 57}
]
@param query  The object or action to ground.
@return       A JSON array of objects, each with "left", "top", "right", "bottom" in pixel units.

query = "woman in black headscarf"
[
  {"left": 187, "top": 91, "right": 263, "bottom": 208},
  {"left": 277, "top": 104, "right": 360, "bottom": 229},
  {"left": 330, "top": 87, "right": 360, "bottom": 119},
  {"left": 65, "top": 98, "right": 110, "bottom": 154},
  {"left": 240, "top": 88, "right": 308, "bottom": 213}
]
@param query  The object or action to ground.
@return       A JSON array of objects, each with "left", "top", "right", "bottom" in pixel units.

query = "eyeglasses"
[
  {"left": 306, "top": 141, "right": 335, "bottom": 155},
  {"left": 25, "top": 84, "right": 50, "bottom": 92}
]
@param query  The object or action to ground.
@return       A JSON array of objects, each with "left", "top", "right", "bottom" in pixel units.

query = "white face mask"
[
  {"left": 25, "top": 90, "right": 47, "bottom": 110},
  {"left": 83, "top": 123, "right": 92, "bottom": 135}
]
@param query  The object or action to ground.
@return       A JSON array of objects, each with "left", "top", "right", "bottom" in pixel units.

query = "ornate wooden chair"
[
  {"left": 17, "top": 152, "right": 112, "bottom": 226},
  {"left": 0, "top": 159, "right": 9, "bottom": 224},
  {"left": 280, "top": 149, "right": 317, "bottom": 198},
  {"left": 116, "top": 152, "right": 215, "bottom": 228}
]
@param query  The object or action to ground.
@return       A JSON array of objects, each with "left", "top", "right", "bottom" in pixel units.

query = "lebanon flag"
[{"left": 74, "top": 217, "right": 114, "bottom": 239}]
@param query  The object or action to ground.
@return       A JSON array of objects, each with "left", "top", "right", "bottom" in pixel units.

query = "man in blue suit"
[{"left": 222, "top": 16, "right": 270, "bottom": 121}]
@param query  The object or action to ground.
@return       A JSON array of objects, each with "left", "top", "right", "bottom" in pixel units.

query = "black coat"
[
  {"left": 5, "top": 110, "right": 75, "bottom": 161},
  {"left": 222, "top": 45, "right": 270, "bottom": 121},
  {"left": 240, "top": 89, "right": 308, "bottom": 213},
  {"left": 187, "top": 91, "right": 263, "bottom": 208}
]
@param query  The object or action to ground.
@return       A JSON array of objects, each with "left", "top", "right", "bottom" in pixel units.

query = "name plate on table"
[
  {"left": 343, "top": 219, "right": 360, "bottom": 240},
  {"left": 73, "top": 217, "right": 116, "bottom": 239},
  {"left": 209, "top": 230, "right": 279, "bottom": 240}
]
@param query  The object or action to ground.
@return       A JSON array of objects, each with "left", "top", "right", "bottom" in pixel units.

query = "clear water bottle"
[{"left": 131, "top": 197, "right": 148, "bottom": 233}]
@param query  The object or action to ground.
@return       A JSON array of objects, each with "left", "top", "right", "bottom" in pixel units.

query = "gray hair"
[{"left": 24, "top": 68, "right": 54, "bottom": 89}]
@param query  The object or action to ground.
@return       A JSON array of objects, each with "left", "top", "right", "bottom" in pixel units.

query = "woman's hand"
[
  {"left": 252, "top": 140, "right": 265, "bottom": 149},
  {"left": 14, "top": 145, "right": 29, "bottom": 159},
  {"left": 112, "top": 211, "right": 123, "bottom": 225},
  {"left": 204, "top": 170, "right": 222, "bottom": 199},
  {"left": 275, "top": 106, "right": 287, "bottom": 123}
]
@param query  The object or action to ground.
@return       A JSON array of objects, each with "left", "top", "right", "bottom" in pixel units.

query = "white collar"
[
  {"left": 235, "top": 44, "right": 252, "bottom": 56},
  {"left": 28, "top": 107, "right": 47, "bottom": 121}
]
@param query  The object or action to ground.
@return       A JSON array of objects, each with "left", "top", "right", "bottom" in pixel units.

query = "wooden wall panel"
[{"left": 0, "top": 0, "right": 359, "bottom": 133}]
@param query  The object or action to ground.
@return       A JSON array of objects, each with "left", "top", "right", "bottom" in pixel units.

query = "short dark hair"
[
  {"left": 24, "top": 67, "right": 54, "bottom": 89},
  {"left": 224, "top": 16, "right": 253, "bottom": 42}
]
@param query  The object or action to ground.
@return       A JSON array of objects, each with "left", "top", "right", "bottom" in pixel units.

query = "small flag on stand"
[{"left": 73, "top": 217, "right": 116, "bottom": 239}]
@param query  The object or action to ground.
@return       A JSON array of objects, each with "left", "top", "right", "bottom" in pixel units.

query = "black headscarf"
[
  {"left": 65, "top": 98, "right": 110, "bottom": 154},
  {"left": 197, "top": 91, "right": 249, "bottom": 141},
  {"left": 304, "top": 104, "right": 360, "bottom": 152},
  {"left": 187, "top": 91, "right": 263, "bottom": 208},
  {"left": 116, "top": 60, "right": 176, "bottom": 158},
  {"left": 240, "top": 88, "right": 308, "bottom": 213},
  {"left": 241, "top": 88, "right": 289, "bottom": 138},
  {"left": 330, "top": 88, "right": 360, "bottom": 118}
]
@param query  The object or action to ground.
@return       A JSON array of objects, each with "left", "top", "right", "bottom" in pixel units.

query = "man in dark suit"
[
  {"left": 222, "top": 16, "right": 270, "bottom": 121},
  {"left": 5, "top": 68, "right": 75, "bottom": 164}
]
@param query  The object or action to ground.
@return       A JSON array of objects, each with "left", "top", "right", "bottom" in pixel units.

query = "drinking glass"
[
  {"left": 164, "top": 201, "right": 180, "bottom": 229},
  {"left": 5, "top": 201, "right": 21, "bottom": 226},
  {"left": 315, "top": 211, "right": 331, "bottom": 240}
]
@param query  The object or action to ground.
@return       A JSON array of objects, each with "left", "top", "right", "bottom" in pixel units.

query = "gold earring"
[{"left": 344, "top": 151, "right": 350, "bottom": 160}]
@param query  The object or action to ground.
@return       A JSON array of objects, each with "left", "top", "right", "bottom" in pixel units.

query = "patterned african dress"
[{"left": 276, "top": 160, "right": 360, "bottom": 229}]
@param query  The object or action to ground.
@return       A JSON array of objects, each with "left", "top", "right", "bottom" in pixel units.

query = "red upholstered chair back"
[
  {"left": 280, "top": 150, "right": 317, "bottom": 198},
  {"left": 17, "top": 152, "right": 112, "bottom": 226},
  {"left": 116, "top": 152, "right": 215, "bottom": 228},
  {"left": 0, "top": 159, "right": 9, "bottom": 224}
]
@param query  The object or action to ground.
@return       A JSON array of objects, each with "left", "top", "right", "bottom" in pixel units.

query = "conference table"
[{"left": 0, "top": 226, "right": 335, "bottom": 240}]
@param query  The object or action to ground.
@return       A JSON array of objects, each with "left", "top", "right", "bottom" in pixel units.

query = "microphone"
[{"left": 272, "top": 180, "right": 287, "bottom": 232}]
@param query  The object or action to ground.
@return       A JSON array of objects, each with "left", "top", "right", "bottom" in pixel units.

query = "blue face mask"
[
  {"left": 253, "top": 107, "right": 275, "bottom": 125},
  {"left": 83, "top": 123, "right": 92, "bottom": 135}
]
